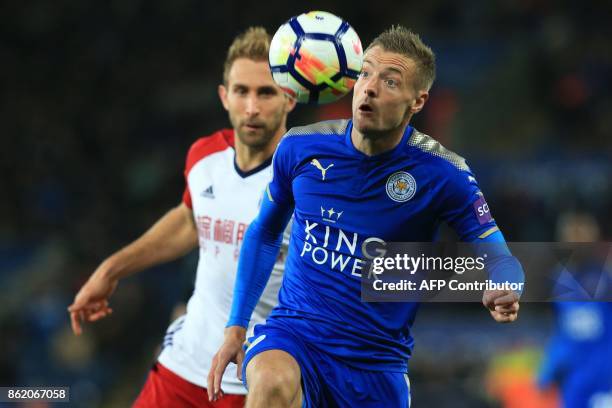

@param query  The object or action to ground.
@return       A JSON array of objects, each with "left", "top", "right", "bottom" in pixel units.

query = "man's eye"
[
  {"left": 385, "top": 79, "right": 396, "bottom": 87},
  {"left": 259, "top": 89, "right": 277, "bottom": 97},
  {"left": 359, "top": 71, "right": 369, "bottom": 78}
]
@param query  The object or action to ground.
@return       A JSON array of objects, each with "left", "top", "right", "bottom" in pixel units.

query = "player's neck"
[
  {"left": 351, "top": 125, "right": 407, "bottom": 156},
  {"left": 234, "top": 127, "right": 286, "bottom": 172}
]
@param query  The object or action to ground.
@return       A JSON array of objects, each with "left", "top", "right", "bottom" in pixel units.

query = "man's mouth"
[
  {"left": 244, "top": 123, "right": 264, "bottom": 131},
  {"left": 358, "top": 103, "right": 373, "bottom": 112}
]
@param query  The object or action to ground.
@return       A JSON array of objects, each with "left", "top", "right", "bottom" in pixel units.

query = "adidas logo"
[{"left": 201, "top": 185, "right": 215, "bottom": 199}]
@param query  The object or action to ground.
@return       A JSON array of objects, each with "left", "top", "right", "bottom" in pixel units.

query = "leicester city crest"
[{"left": 386, "top": 171, "right": 417, "bottom": 202}]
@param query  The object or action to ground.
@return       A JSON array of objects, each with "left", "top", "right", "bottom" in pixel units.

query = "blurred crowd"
[{"left": 1, "top": 0, "right": 610, "bottom": 406}]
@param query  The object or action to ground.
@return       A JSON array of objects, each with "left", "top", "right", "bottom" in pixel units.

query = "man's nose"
[
  {"left": 245, "top": 94, "right": 260, "bottom": 116},
  {"left": 362, "top": 77, "right": 377, "bottom": 98}
]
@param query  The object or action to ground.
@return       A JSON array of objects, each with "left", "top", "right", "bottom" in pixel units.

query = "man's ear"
[
  {"left": 218, "top": 84, "right": 229, "bottom": 111},
  {"left": 411, "top": 91, "right": 429, "bottom": 114},
  {"left": 285, "top": 94, "right": 297, "bottom": 114}
]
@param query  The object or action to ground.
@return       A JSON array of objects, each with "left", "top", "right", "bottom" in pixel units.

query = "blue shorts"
[{"left": 242, "top": 321, "right": 411, "bottom": 408}]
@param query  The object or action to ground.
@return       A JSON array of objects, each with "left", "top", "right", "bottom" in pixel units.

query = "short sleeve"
[
  {"left": 182, "top": 186, "right": 192, "bottom": 208},
  {"left": 182, "top": 145, "right": 194, "bottom": 209},
  {"left": 181, "top": 130, "right": 234, "bottom": 209}
]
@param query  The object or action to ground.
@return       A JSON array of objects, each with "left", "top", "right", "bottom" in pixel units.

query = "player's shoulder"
[
  {"left": 285, "top": 119, "right": 350, "bottom": 140},
  {"left": 408, "top": 128, "right": 470, "bottom": 173},
  {"left": 188, "top": 129, "right": 234, "bottom": 157},
  {"left": 184, "top": 129, "right": 234, "bottom": 173}
]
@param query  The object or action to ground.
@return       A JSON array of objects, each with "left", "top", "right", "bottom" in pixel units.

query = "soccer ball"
[{"left": 269, "top": 11, "right": 363, "bottom": 105}]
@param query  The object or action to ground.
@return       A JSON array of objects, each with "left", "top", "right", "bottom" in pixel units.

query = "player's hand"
[
  {"left": 67, "top": 264, "right": 118, "bottom": 335},
  {"left": 207, "top": 326, "right": 247, "bottom": 402},
  {"left": 483, "top": 289, "right": 520, "bottom": 323}
]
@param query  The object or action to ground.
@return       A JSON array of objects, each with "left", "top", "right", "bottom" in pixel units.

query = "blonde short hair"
[{"left": 223, "top": 27, "right": 271, "bottom": 84}]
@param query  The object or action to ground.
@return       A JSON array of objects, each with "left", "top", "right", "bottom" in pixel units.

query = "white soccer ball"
[{"left": 269, "top": 11, "right": 363, "bottom": 105}]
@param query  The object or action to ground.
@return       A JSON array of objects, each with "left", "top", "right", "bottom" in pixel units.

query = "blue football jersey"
[
  {"left": 266, "top": 119, "right": 499, "bottom": 372},
  {"left": 538, "top": 268, "right": 612, "bottom": 405}
]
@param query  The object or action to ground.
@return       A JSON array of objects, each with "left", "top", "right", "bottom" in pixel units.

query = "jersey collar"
[
  {"left": 233, "top": 153, "right": 273, "bottom": 178},
  {"left": 344, "top": 120, "right": 414, "bottom": 160}
]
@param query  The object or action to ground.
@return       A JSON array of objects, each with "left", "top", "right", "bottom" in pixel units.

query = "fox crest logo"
[
  {"left": 386, "top": 171, "right": 417, "bottom": 202},
  {"left": 310, "top": 159, "right": 334, "bottom": 180}
]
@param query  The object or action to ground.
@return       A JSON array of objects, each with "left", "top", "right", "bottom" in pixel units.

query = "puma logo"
[{"left": 310, "top": 159, "right": 334, "bottom": 180}]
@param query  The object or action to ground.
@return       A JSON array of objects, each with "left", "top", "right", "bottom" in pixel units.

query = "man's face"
[
  {"left": 352, "top": 46, "right": 428, "bottom": 135},
  {"left": 219, "top": 58, "right": 294, "bottom": 148}
]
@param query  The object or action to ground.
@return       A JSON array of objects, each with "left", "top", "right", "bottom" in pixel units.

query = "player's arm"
[
  {"left": 92, "top": 202, "right": 197, "bottom": 279},
  {"left": 441, "top": 168, "right": 524, "bottom": 323},
  {"left": 230, "top": 190, "right": 293, "bottom": 327},
  {"left": 208, "top": 192, "right": 293, "bottom": 400},
  {"left": 68, "top": 202, "right": 197, "bottom": 335},
  {"left": 473, "top": 229, "right": 523, "bottom": 323},
  {"left": 208, "top": 136, "right": 295, "bottom": 401}
]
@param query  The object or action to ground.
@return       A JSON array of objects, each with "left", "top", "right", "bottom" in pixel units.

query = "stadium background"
[{"left": 1, "top": 0, "right": 610, "bottom": 406}]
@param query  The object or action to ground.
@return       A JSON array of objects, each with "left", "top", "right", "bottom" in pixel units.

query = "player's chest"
[
  {"left": 188, "top": 157, "right": 271, "bottom": 223},
  {"left": 291, "top": 156, "right": 439, "bottom": 236}
]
